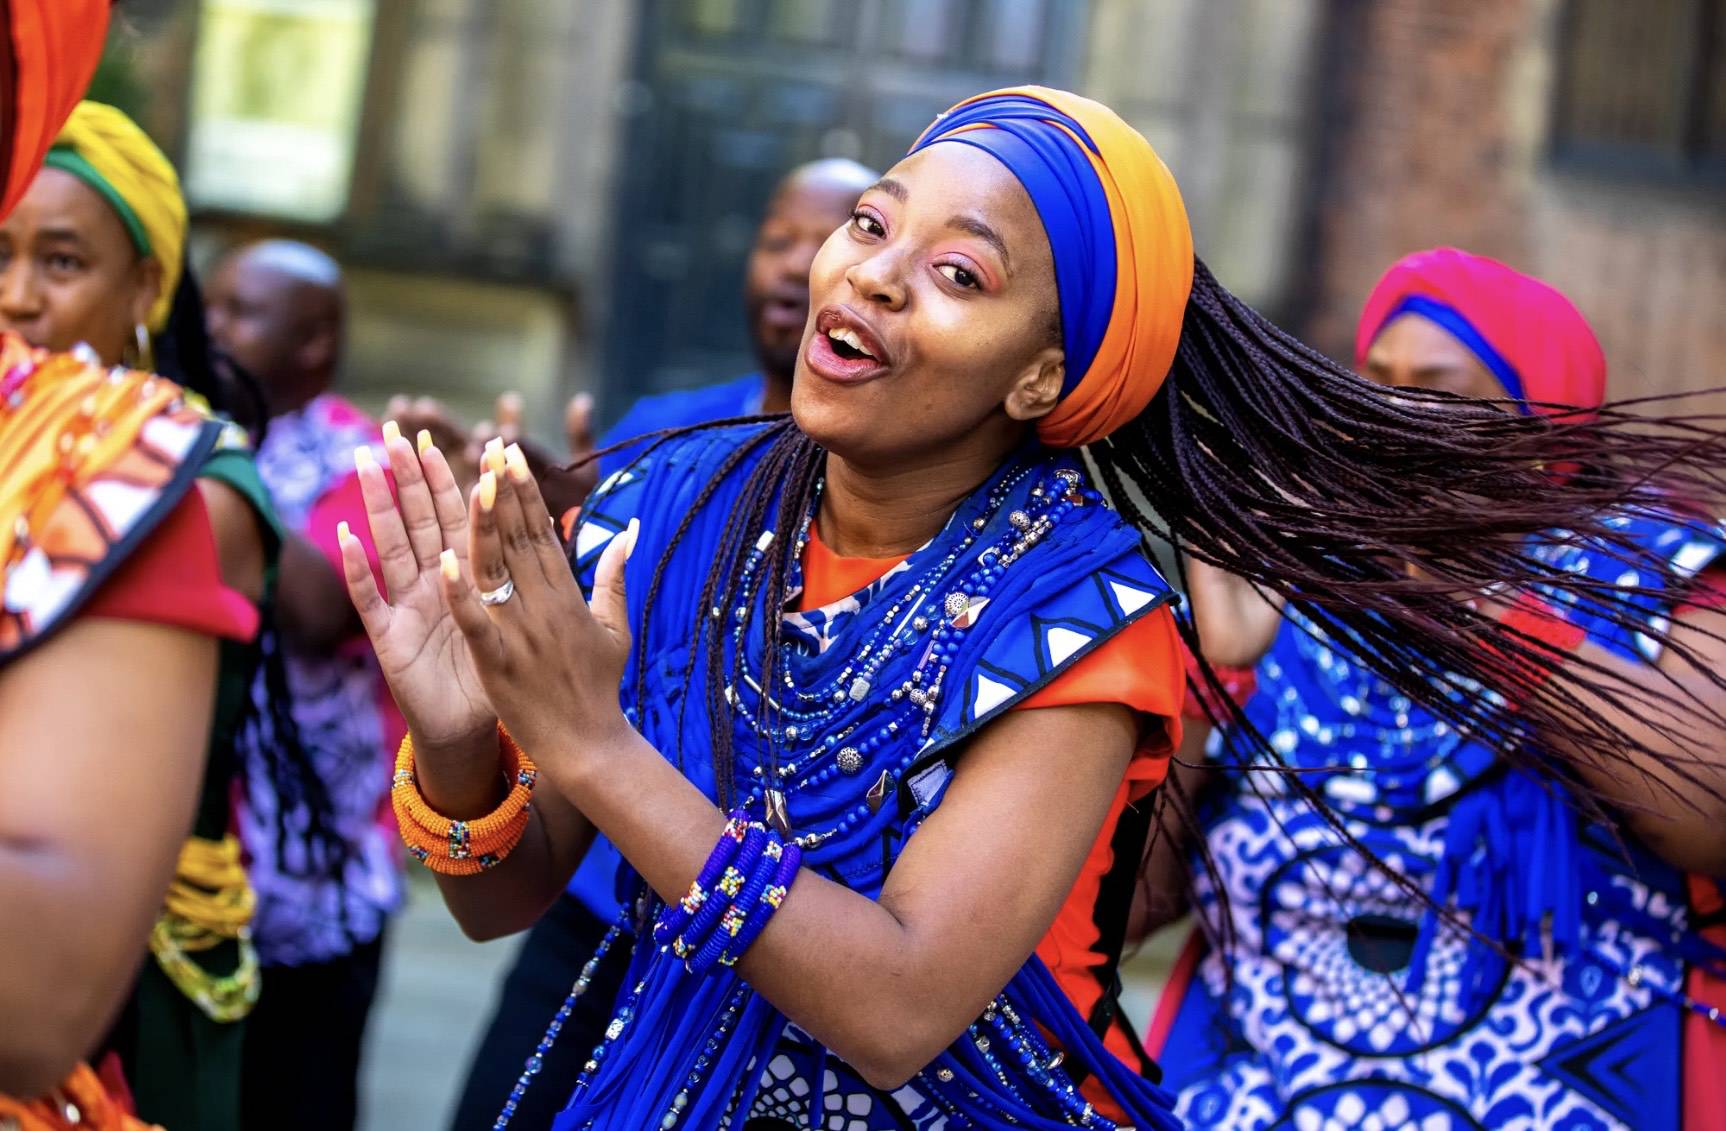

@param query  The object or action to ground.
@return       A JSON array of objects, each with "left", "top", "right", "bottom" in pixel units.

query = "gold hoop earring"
[{"left": 131, "top": 323, "right": 155, "bottom": 373}]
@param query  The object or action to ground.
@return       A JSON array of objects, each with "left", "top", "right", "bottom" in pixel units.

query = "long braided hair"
[
  {"left": 587, "top": 257, "right": 1726, "bottom": 942},
  {"left": 156, "top": 262, "right": 348, "bottom": 881}
]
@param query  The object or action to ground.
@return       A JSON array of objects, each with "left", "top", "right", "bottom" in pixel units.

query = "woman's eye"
[
  {"left": 46, "top": 253, "right": 83, "bottom": 273},
  {"left": 937, "top": 263, "right": 980, "bottom": 290},
  {"left": 851, "top": 211, "right": 884, "bottom": 237}
]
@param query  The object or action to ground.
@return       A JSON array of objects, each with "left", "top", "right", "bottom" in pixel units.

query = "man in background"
[{"left": 445, "top": 156, "right": 877, "bottom": 1130}]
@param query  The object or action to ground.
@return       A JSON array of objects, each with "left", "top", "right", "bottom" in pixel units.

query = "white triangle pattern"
[
  {"left": 972, "top": 673, "right": 1015, "bottom": 716},
  {"left": 4, "top": 546, "right": 82, "bottom": 621},
  {"left": 140, "top": 415, "right": 199, "bottom": 460},
  {"left": 84, "top": 479, "right": 160, "bottom": 537},
  {"left": 1109, "top": 580, "right": 1154, "bottom": 615},
  {"left": 1045, "top": 625, "right": 1092, "bottom": 667},
  {"left": 574, "top": 522, "right": 619, "bottom": 560}
]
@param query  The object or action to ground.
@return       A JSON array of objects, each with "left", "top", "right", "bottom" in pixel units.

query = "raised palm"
[{"left": 339, "top": 433, "right": 494, "bottom": 752}]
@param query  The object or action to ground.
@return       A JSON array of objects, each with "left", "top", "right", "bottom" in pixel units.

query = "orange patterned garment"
[
  {"left": 0, "top": 1063, "right": 160, "bottom": 1131},
  {"left": 0, "top": 331, "right": 219, "bottom": 660}
]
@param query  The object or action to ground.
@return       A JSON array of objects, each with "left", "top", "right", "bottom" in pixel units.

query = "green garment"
[{"left": 101, "top": 448, "right": 283, "bottom": 1131}]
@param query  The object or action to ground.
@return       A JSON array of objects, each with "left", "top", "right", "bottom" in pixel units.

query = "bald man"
[
  {"left": 448, "top": 157, "right": 878, "bottom": 1131},
  {"left": 207, "top": 240, "right": 402, "bottom": 1131}
]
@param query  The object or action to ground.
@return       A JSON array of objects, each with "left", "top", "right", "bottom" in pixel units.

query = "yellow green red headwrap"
[
  {"left": 911, "top": 86, "right": 1194, "bottom": 448},
  {"left": 44, "top": 100, "right": 187, "bottom": 333}
]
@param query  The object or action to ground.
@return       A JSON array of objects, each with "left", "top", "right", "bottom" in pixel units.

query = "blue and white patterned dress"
[{"left": 1159, "top": 511, "right": 1726, "bottom": 1130}]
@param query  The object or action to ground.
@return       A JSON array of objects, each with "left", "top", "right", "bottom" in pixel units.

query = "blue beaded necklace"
[
  {"left": 504, "top": 442, "right": 1179, "bottom": 1130},
  {"left": 722, "top": 464, "right": 1087, "bottom": 851}
]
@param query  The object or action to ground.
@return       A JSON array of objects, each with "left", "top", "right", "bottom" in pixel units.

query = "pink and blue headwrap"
[{"left": 1356, "top": 247, "right": 1607, "bottom": 416}]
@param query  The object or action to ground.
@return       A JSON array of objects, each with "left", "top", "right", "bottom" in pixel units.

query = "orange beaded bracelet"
[{"left": 392, "top": 725, "right": 538, "bottom": 875}]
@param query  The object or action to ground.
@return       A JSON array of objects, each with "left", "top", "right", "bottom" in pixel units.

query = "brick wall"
[{"left": 1301, "top": 0, "right": 1726, "bottom": 402}]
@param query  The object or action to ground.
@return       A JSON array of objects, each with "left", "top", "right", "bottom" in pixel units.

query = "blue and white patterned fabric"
[
  {"left": 552, "top": 425, "right": 1180, "bottom": 1130},
  {"left": 1159, "top": 509, "right": 1726, "bottom": 1130}
]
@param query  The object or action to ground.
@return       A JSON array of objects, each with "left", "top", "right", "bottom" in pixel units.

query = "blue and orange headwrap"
[
  {"left": 1356, "top": 247, "right": 1606, "bottom": 415},
  {"left": 911, "top": 87, "right": 1193, "bottom": 448}
]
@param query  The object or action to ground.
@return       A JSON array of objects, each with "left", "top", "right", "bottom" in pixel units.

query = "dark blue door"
[{"left": 599, "top": 0, "right": 1090, "bottom": 421}]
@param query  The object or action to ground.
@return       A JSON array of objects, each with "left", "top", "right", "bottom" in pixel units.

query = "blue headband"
[
  {"left": 909, "top": 95, "right": 1116, "bottom": 399},
  {"left": 1378, "top": 294, "right": 1529, "bottom": 408}
]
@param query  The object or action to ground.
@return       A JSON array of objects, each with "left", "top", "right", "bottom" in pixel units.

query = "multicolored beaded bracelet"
[
  {"left": 718, "top": 839, "right": 801, "bottom": 969},
  {"left": 673, "top": 825, "right": 769, "bottom": 961},
  {"left": 393, "top": 725, "right": 538, "bottom": 876},
  {"left": 652, "top": 811, "right": 753, "bottom": 948},
  {"left": 688, "top": 838, "right": 783, "bottom": 975}
]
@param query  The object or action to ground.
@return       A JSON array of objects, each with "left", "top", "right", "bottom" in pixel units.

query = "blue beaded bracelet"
[
  {"left": 719, "top": 839, "right": 801, "bottom": 968},
  {"left": 652, "top": 811, "right": 751, "bottom": 949},
  {"left": 687, "top": 836, "right": 785, "bottom": 975},
  {"left": 673, "top": 824, "right": 768, "bottom": 960}
]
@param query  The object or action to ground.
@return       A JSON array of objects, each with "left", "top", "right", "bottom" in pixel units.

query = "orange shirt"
[{"left": 800, "top": 522, "right": 1180, "bottom": 1077}]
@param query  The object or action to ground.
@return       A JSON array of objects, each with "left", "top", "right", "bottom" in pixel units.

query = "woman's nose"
[
  {"left": 0, "top": 258, "right": 43, "bottom": 322},
  {"left": 844, "top": 249, "right": 908, "bottom": 310}
]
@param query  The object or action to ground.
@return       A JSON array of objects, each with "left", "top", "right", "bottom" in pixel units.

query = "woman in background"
[
  {"left": 0, "top": 91, "right": 306, "bottom": 1131},
  {"left": 0, "top": 3, "right": 258, "bottom": 1127},
  {"left": 1146, "top": 248, "right": 1726, "bottom": 1131}
]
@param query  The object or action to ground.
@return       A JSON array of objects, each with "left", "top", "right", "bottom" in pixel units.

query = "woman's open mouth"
[{"left": 806, "top": 306, "right": 892, "bottom": 384}]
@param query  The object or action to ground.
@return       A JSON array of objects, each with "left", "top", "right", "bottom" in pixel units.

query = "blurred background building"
[{"left": 99, "top": 0, "right": 1725, "bottom": 439}]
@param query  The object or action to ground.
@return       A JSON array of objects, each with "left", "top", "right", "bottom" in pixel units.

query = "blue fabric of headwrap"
[
  {"left": 909, "top": 95, "right": 1116, "bottom": 399},
  {"left": 1380, "top": 294, "right": 1530, "bottom": 407}
]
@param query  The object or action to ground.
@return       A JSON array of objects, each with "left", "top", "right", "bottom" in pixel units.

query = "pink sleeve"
[
  {"left": 305, "top": 468, "right": 404, "bottom": 605},
  {"left": 304, "top": 471, "right": 381, "bottom": 580}
]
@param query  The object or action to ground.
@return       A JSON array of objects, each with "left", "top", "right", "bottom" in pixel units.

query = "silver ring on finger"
[{"left": 479, "top": 577, "right": 516, "bottom": 607}]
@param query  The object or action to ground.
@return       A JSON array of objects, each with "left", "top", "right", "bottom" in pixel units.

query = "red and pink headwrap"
[
  {"left": 2, "top": 0, "right": 112, "bottom": 219},
  {"left": 1355, "top": 247, "right": 1606, "bottom": 415}
]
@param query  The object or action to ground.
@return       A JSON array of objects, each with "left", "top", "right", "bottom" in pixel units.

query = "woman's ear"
[
  {"left": 1004, "top": 346, "right": 1065, "bottom": 423},
  {"left": 127, "top": 256, "right": 164, "bottom": 331}
]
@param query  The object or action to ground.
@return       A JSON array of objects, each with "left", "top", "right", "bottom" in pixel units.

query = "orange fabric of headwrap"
[
  {"left": 912, "top": 87, "right": 1193, "bottom": 448},
  {"left": 2, "top": 0, "right": 112, "bottom": 219}
]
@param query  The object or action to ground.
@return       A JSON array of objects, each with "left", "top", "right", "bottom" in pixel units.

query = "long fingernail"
[
  {"left": 440, "top": 548, "right": 459, "bottom": 581},
  {"left": 485, "top": 436, "right": 506, "bottom": 476},
  {"left": 381, "top": 419, "right": 402, "bottom": 446},
  {"left": 416, "top": 429, "right": 434, "bottom": 455},
  {"left": 625, "top": 516, "right": 641, "bottom": 559},
  {"left": 336, "top": 520, "right": 351, "bottom": 545},
  {"left": 504, "top": 443, "right": 530, "bottom": 483},
  {"left": 355, "top": 445, "right": 376, "bottom": 472},
  {"left": 479, "top": 470, "right": 497, "bottom": 512}
]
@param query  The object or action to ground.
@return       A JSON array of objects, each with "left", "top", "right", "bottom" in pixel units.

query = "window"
[
  {"left": 1552, "top": 0, "right": 1726, "bottom": 182},
  {"left": 1082, "top": 0, "right": 1324, "bottom": 313},
  {"left": 183, "top": 0, "right": 376, "bottom": 223}
]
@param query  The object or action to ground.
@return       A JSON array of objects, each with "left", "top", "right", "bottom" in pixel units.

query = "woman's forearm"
[
  {"left": 551, "top": 707, "right": 1132, "bottom": 1089},
  {"left": 555, "top": 731, "right": 954, "bottom": 1086},
  {"left": 1543, "top": 637, "right": 1726, "bottom": 875},
  {"left": 419, "top": 728, "right": 599, "bottom": 940}
]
